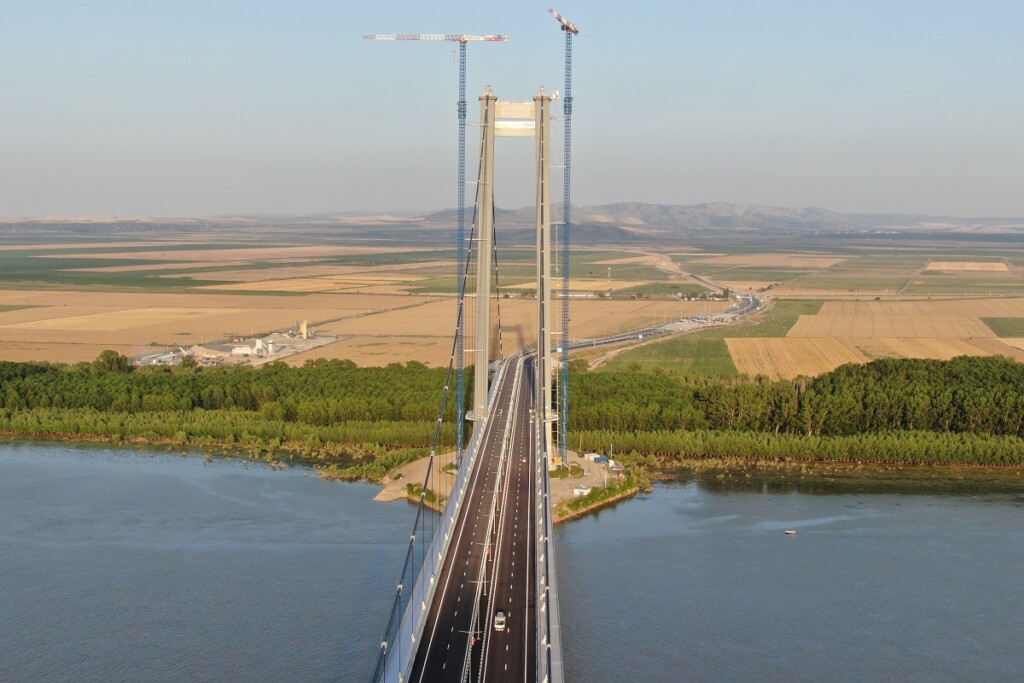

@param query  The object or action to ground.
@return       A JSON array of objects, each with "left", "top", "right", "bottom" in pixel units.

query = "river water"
[
  {"left": 555, "top": 472, "right": 1024, "bottom": 682},
  {"left": 2, "top": 444, "right": 1023, "bottom": 682}
]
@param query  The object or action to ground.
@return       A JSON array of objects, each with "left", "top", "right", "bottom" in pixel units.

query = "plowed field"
[
  {"left": 726, "top": 338, "right": 866, "bottom": 379},
  {"left": 786, "top": 300, "right": 1014, "bottom": 338}
]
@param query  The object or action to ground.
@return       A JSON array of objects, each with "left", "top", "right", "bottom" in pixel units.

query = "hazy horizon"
[
  {"left": 6, "top": 200, "right": 1024, "bottom": 223},
  {"left": 2, "top": 2, "right": 1022, "bottom": 218}
]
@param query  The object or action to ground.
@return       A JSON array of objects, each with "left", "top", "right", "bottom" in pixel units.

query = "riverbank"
[
  {"left": 7, "top": 432, "right": 1024, "bottom": 519},
  {"left": 553, "top": 484, "right": 646, "bottom": 524},
  {"left": 553, "top": 456, "right": 1024, "bottom": 522},
  {"left": 652, "top": 457, "right": 1024, "bottom": 496}
]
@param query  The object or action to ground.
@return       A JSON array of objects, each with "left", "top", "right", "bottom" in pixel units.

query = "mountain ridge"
[{"left": 423, "top": 202, "right": 1024, "bottom": 233}]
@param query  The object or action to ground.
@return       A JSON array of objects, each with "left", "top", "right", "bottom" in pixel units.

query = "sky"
[{"left": 1, "top": 0, "right": 1022, "bottom": 218}]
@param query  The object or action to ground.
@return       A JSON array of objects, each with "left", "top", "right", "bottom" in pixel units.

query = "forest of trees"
[
  {"left": 569, "top": 355, "right": 1024, "bottom": 466},
  {"left": 0, "top": 356, "right": 461, "bottom": 476},
  {"left": 0, "top": 356, "right": 460, "bottom": 425},
  {"left": 570, "top": 356, "right": 1024, "bottom": 438},
  {"left": 0, "top": 352, "right": 1022, "bottom": 471}
]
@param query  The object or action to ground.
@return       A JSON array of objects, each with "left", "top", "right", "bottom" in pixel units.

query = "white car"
[{"left": 494, "top": 610, "right": 506, "bottom": 632}]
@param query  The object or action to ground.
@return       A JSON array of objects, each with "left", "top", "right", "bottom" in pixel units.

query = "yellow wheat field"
[
  {"left": 992, "top": 338, "right": 1024, "bottom": 353},
  {"left": 788, "top": 314, "right": 994, "bottom": 338},
  {"left": 0, "top": 290, "right": 436, "bottom": 361},
  {"left": 727, "top": 338, "right": 867, "bottom": 379},
  {"left": 0, "top": 341, "right": 146, "bottom": 363},
  {"left": 3, "top": 307, "right": 247, "bottom": 332},
  {"left": 926, "top": 261, "right": 1008, "bottom": 272},
  {"left": 852, "top": 337, "right": 994, "bottom": 360},
  {"left": 286, "top": 336, "right": 457, "bottom": 368},
  {"left": 785, "top": 299, "right": 1024, "bottom": 338}
]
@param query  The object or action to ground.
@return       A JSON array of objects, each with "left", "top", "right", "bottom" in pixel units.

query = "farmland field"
[
  {"left": 3, "top": 227, "right": 1024, "bottom": 376},
  {"left": 981, "top": 317, "right": 1024, "bottom": 337},
  {"left": 926, "top": 261, "right": 1008, "bottom": 271},
  {"left": 599, "top": 300, "right": 823, "bottom": 375},
  {"left": 691, "top": 254, "right": 847, "bottom": 269},
  {"left": 727, "top": 337, "right": 866, "bottom": 379},
  {"left": 599, "top": 336, "right": 737, "bottom": 375},
  {"left": 787, "top": 301, "right": 997, "bottom": 338},
  {"left": 853, "top": 337, "right": 1024, "bottom": 362},
  {"left": 905, "top": 276, "right": 1024, "bottom": 296}
]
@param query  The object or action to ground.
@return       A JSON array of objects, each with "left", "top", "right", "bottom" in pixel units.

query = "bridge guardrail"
[
  {"left": 374, "top": 358, "right": 512, "bottom": 683},
  {"left": 535, "top": 362, "right": 564, "bottom": 683}
]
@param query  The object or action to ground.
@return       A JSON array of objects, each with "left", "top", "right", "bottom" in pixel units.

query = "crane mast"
[{"left": 548, "top": 8, "right": 578, "bottom": 465}]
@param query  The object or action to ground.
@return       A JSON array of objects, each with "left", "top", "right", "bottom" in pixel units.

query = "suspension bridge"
[{"left": 366, "top": 9, "right": 579, "bottom": 683}]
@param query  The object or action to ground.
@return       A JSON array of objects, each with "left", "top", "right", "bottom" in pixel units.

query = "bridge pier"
[
  {"left": 534, "top": 89, "right": 556, "bottom": 464},
  {"left": 472, "top": 87, "right": 497, "bottom": 423}
]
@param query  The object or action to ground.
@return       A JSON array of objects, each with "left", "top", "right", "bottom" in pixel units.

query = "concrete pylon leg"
[
  {"left": 534, "top": 89, "right": 555, "bottom": 462},
  {"left": 473, "top": 87, "right": 496, "bottom": 421}
]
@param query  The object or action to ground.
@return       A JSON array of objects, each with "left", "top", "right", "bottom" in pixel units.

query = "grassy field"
[
  {"left": 728, "top": 299, "right": 825, "bottom": 337},
  {"left": 787, "top": 274, "right": 912, "bottom": 292},
  {"left": 705, "top": 267, "right": 814, "bottom": 282},
  {"left": 600, "top": 335, "right": 737, "bottom": 375},
  {"left": 905, "top": 274, "right": 1024, "bottom": 296},
  {"left": 982, "top": 317, "right": 1024, "bottom": 337},
  {"left": 613, "top": 282, "right": 711, "bottom": 298}
]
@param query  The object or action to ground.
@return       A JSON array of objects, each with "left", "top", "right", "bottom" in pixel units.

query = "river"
[
  {"left": 555, "top": 470, "right": 1024, "bottom": 682},
  {"left": 2, "top": 444, "right": 1022, "bottom": 682}
]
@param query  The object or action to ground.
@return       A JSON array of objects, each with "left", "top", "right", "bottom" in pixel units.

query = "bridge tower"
[
  {"left": 469, "top": 87, "right": 557, "bottom": 462},
  {"left": 534, "top": 89, "right": 555, "bottom": 460},
  {"left": 472, "top": 87, "right": 497, "bottom": 421}
]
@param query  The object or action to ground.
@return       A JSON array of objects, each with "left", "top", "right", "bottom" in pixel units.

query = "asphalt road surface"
[{"left": 408, "top": 356, "right": 538, "bottom": 682}]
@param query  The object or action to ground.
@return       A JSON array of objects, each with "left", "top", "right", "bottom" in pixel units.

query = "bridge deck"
[{"left": 407, "top": 356, "right": 538, "bottom": 682}]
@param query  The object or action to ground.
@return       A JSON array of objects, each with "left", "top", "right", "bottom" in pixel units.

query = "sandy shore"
[{"left": 373, "top": 448, "right": 611, "bottom": 513}]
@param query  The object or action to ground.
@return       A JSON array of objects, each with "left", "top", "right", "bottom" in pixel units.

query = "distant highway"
[{"left": 571, "top": 294, "right": 765, "bottom": 352}]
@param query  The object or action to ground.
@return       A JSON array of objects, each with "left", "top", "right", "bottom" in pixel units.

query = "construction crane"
[
  {"left": 548, "top": 8, "right": 578, "bottom": 466},
  {"left": 548, "top": 8, "right": 580, "bottom": 36},
  {"left": 362, "top": 32, "right": 508, "bottom": 463}
]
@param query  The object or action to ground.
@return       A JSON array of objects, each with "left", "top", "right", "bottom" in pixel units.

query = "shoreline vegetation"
[{"left": 2, "top": 352, "right": 1024, "bottom": 521}]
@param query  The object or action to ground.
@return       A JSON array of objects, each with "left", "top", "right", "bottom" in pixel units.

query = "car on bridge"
[{"left": 494, "top": 610, "right": 507, "bottom": 632}]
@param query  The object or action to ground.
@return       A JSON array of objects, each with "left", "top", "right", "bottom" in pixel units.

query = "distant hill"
[
  {"left": 574, "top": 202, "right": 1024, "bottom": 233},
  {"left": 412, "top": 202, "right": 1024, "bottom": 245},
  {"left": 5, "top": 203, "right": 1022, "bottom": 247},
  {"left": 425, "top": 202, "right": 1024, "bottom": 233}
]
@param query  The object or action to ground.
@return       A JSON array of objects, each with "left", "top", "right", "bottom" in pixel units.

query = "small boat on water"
[{"left": 784, "top": 529, "right": 798, "bottom": 535}]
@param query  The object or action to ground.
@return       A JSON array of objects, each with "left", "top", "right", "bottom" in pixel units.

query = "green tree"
[{"left": 92, "top": 350, "right": 131, "bottom": 374}]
